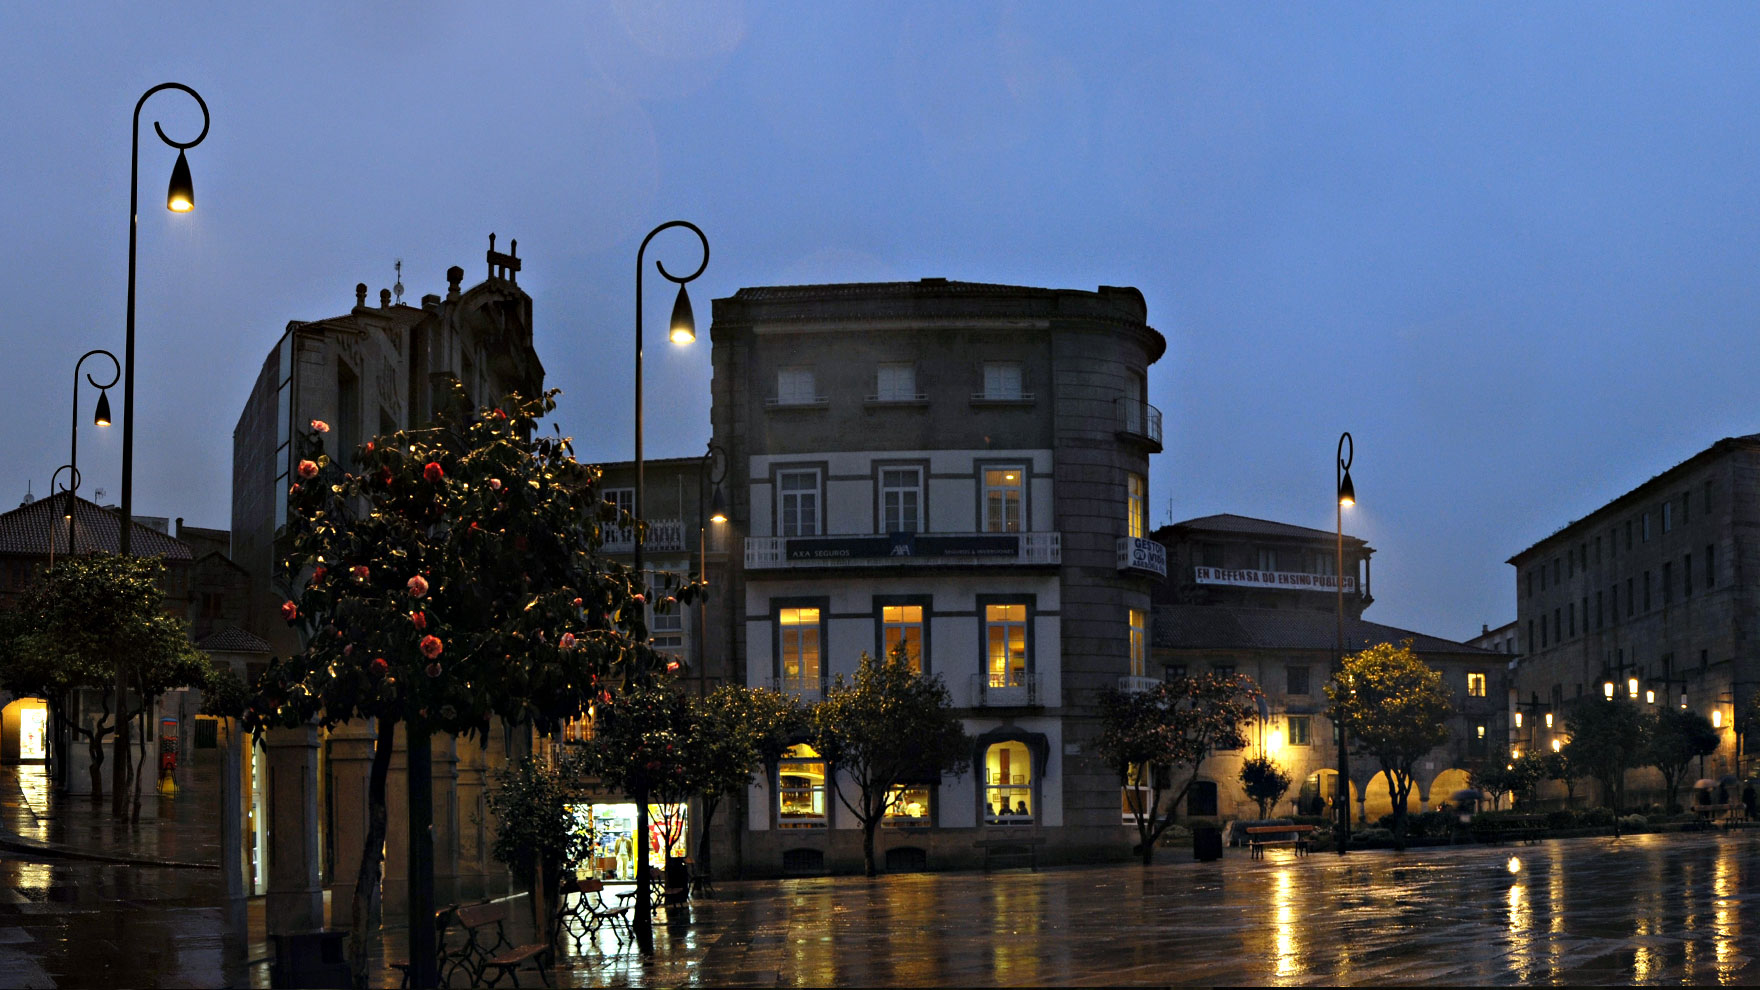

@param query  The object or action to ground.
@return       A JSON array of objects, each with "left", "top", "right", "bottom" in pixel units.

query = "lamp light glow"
[
  {"left": 166, "top": 149, "right": 194, "bottom": 212},
  {"left": 1628, "top": 676, "right": 1639, "bottom": 699},
  {"left": 1338, "top": 469, "right": 1356, "bottom": 507},
  {"left": 709, "top": 484, "right": 727, "bottom": 525},
  {"left": 93, "top": 390, "right": 112, "bottom": 427},
  {"left": 667, "top": 284, "right": 695, "bottom": 345},
  {"left": 1544, "top": 712, "right": 1553, "bottom": 728},
  {"left": 1645, "top": 689, "right": 1656, "bottom": 704},
  {"left": 1713, "top": 709, "right": 1724, "bottom": 728},
  {"left": 1514, "top": 712, "right": 1523, "bottom": 728},
  {"left": 1604, "top": 681, "right": 1615, "bottom": 699},
  {"left": 1551, "top": 738, "right": 1562, "bottom": 752}
]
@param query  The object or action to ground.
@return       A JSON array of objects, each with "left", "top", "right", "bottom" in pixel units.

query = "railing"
[
  {"left": 969, "top": 672, "right": 1042, "bottom": 708},
  {"left": 746, "top": 531, "right": 1060, "bottom": 569},
  {"left": 601, "top": 517, "right": 686, "bottom": 554},
  {"left": 769, "top": 677, "right": 823, "bottom": 703},
  {"left": 1116, "top": 536, "right": 1167, "bottom": 578},
  {"left": 764, "top": 394, "right": 829, "bottom": 408},
  {"left": 1117, "top": 397, "right": 1163, "bottom": 449},
  {"left": 1117, "top": 675, "right": 1160, "bottom": 694}
]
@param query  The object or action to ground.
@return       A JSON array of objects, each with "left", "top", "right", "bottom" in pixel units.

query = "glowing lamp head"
[
  {"left": 1551, "top": 738, "right": 1562, "bottom": 752},
  {"left": 1603, "top": 681, "right": 1615, "bottom": 700},
  {"left": 1544, "top": 712, "right": 1553, "bottom": 728},
  {"left": 1645, "top": 689, "right": 1656, "bottom": 704},
  {"left": 709, "top": 484, "right": 728, "bottom": 525},
  {"left": 1514, "top": 712, "right": 1523, "bottom": 728},
  {"left": 1628, "top": 676, "right": 1639, "bottom": 699},
  {"left": 1338, "top": 468, "right": 1356, "bottom": 507},
  {"left": 1713, "top": 709, "right": 1724, "bottom": 728},
  {"left": 166, "top": 149, "right": 194, "bottom": 213},
  {"left": 93, "top": 390, "right": 112, "bottom": 427},
  {"left": 667, "top": 283, "right": 696, "bottom": 345}
]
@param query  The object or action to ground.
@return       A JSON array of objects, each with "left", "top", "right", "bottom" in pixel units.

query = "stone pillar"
[
  {"left": 382, "top": 722, "right": 410, "bottom": 921},
  {"left": 324, "top": 720, "right": 377, "bottom": 926},
  {"left": 432, "top": 734, "right": 460, "bottom": 907},
  {"left": 453, "top": 732, "right": 489, "bottom": 903},
  {"left": 220, "top": 716, "right": 249, "bottom": 960},
  {"left": 264, "top": 724, "right": 324, "bottom": 935}
]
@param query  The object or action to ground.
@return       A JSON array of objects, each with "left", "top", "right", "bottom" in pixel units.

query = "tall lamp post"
[
  {"left": 114, "top": 82, "right": 209, "bottom": 817},
  {"left": 697, "top": 441, "right": 728, "bottom": 699},
  {"left": 68, "top": 349, "right": 120, "bottom": 553},
  {"left": 47, "top": 465, "right": 81, "bottom": 570},
  {"left": 1335, "top": 431, "right": 1356, "bottom": 855},
  {"left": 632, "top": 220, "right": 708, "bottom": 956}
]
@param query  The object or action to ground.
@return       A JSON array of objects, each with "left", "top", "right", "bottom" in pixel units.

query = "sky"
[{"left": 5, "top": 2, "right": 1760, "bottom": 642}]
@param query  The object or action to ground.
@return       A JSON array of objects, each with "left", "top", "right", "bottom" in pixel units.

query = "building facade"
[
  {"left": 709, "top": 278, "right": 1167, "bottom": 874},
  {"left": 1509, "top": 434, "right": 1760, "bottom": 799},
  {"left": 1151, "top": 514, "right": 1506, "bottom": 823}
]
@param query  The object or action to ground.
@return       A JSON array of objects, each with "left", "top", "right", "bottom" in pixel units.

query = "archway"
[
  {"left": 1361, "top": 772, "right": 1397, "bottom": 823},
  {"left": 1428, "top": 768, "right": 1472, "bottom": 812},
  {"left": 1296, "top": 769, "right": 1338, "bottom": 817}
]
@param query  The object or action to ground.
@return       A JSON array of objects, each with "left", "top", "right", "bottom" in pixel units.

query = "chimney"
[
  {"left": 355, "top": 283, "right": 368, "bottom": 308},
  {"left": 447, "top": 266, "right": 463, "bottom": 300},
  {"left": 380, "top": 288, "right": 392, "bottom": 309}
]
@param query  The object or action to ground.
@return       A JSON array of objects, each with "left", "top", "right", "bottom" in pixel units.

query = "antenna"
[{"left": 393, "top": 259, "right": 404, "bottom": 305}]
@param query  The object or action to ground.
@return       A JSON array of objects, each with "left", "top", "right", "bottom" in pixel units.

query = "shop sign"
[{"left": 785, "top": 533, "right": 1019, "bottom": 561}]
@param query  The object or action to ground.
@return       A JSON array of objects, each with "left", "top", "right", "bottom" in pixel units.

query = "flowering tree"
[
  {"left": 1325, "top": 641, "right": 1452, "bottom": 850},
  {"left": 244, "top": 388, "right": 671, "bottom": 985},
  {"left": 1096, "top": 672, "right": 1260, "bottom": 864}
]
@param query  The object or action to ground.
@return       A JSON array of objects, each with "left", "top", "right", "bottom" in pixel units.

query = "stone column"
[
  {"left": 323, "top": 720, "right": 377, "bottom": 926},
  {"left": 382, "top": 723, "right": 410, "bottom": 921},
  {"left": 452, "top": 732, "right": 490, "bottom": 903},
  {"left": 432, "top": 733, "right": 460, "bottom": 907},
  {"left": 264, "top": 724, "right": 324, "bottom": 934}
]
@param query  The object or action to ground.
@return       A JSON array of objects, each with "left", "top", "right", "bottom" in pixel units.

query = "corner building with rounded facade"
[{"left": 709, "top": 279, "right": 1167, "bottom": 875}]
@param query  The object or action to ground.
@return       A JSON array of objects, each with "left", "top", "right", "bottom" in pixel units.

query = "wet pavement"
[{"left": 0, "top": 760, "right": 221, "bottom": 866}]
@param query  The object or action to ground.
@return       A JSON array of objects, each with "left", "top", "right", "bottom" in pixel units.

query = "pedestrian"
[{"left": 1743, "top": 783, "right": 1756, "bottom": 821}]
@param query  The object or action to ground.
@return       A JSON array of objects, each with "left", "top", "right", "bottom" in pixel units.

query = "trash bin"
[
  {"left": 1193, "top": 825, "right": 1223, "bottom": 862},
  {"left": 270, "top": 930, "right": 351, "bottom": 989}
]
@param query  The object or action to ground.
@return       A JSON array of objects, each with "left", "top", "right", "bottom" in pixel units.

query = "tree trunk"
[
  {"left": 1387, "top": 770, "right": 1408, "bottom": 851},
  {"left": 862, "top": 817, "right": 879, "bottom": 877},
  {"left": 732, "top": 788, "right": 746, "bottom": 879},
  {"left": 695, "top": 795, "right": 719, "bottom": 891},
  {"left": 634, "top": 786, "right": 653, "bottom": 955},
  {"left": 406, "top": 721, "right": 438, "bottom": 989},
  {"left": 85, "top": 727, "right": 107, "bottom": 799},
  {"left": 348, "top": 717, "right": 395, "bottom": 990},
  {"left": 131, "top": 694, "right": 156, "bottom": 822}
]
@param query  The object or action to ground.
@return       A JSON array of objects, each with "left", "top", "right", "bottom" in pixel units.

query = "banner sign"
[
  {"left": 1193, "top": 566, "right": 1356, "bottom": 593},
  {"left": 785, "top": 533, "right": 1019, "bottom": 561}
]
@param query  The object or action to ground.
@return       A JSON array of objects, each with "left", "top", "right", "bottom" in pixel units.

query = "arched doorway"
[
  {"left": 1, "top": 698, "right": 49, "bottom": 764},
  {"left": 1296, "top": 769, "right": 1338, "bottom": 817},
  {"left": 1362, "top": 772, "right": 1396, "bottom": 822},
  {"left": 1429, "top": 768, "right": 1472, "bottom": 812}
]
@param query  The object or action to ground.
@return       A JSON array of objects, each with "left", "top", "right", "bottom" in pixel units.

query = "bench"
[
  {"left": 555, "top": 877, "right": 630, "bottom": 952},
  {"left": 453, "top": 901, "right": 551, "bottom": 988},
  {"left": 1692, "top": 803, "right": 1745, "bottom": 828},
  {"left": 974, "top": 835, "right": 1046, "bottom": 872},
  {"left": 1470, "top": 815, "right": 1546, "bottom": 845},
  {"left": 391, "top": 907, "right": 457, "bottom": 989},
  {"left": 1246, "top": 824, "right": 1316, "bottom": 859}
]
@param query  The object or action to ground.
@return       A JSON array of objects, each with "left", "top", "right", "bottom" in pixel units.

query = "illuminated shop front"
[{"left": 570, "top": 802, "right": 689, "bottom": 881}]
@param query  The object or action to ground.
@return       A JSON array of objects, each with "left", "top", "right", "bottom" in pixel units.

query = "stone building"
[
  {"left": 1509, "top": 433, "right": 1760, "bottom": 801},
  {"left": 229, "top": 238, "right": 543, "bottom": 935},
  {"left": 709, "top": 278, "right": 1168, "bottom": 874},
  {"left": 1151, "top": 514, "right": 1506, "bottom": 823}
]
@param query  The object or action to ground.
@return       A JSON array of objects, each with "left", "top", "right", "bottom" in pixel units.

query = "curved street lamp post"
[
  {"left": 1335, "top": 432, "right": 1355, "bottom": 855},
  {"left": 67, "top": 349, "right": 120, "bottom": 553}
]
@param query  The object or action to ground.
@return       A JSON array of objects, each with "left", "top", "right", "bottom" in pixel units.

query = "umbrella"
[
  {"left": 1694, "top": 779, "right": 1718, "bottom": 790},
  {"left": 1718, "top": 774, "right": 1740, "bottom": 788},
  {"left": 1451, "top": 788, "right": 1482, "bottom": 803}
]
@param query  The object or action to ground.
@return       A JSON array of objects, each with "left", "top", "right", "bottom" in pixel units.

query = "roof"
[
  {"left": 1160, "top": 514, "right": 1370, "bottom": 548},
  {"left": 196, "top": 626, "right": 272, "bottom": 654},
  {"left": 0, "top": 493, "right": 193, "bottom": 560},
  {"left": 1507, "top": 433, "right": 1760, "bottom": 563},
  {"left": 1153, "top": 604, "right": 1494, "bottom": 657}
]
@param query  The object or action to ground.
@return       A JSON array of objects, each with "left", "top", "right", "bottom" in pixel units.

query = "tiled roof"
[
  {"left": 1162, "top": 514, "right": 1368, "bottom": 546},
  {"left": 196, "top": 627, "right": 272, "bottom": 654},
  {"left": 0, "top": 493, "right": 192, "bottom": 560},
  {"left": 1153, "top": 604, "right": 1493, "bottom": 656}
]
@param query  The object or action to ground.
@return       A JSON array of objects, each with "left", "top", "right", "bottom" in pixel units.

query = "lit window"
[
  {"left": 1121, "top": 763, "right": 1154, "bottom": 823},
  {"left": 884, "top": 785, "right": 930, "bottom": 826},
  {"left": 1467, "top": 672, "right": 1488, "bottom": 697},
  {"left": 984, "top": 741, "right": 1032, "bottom": 824},
  {"left": 778, "top": 608, "right": 821, "bottom": 691},
  {"left": 881, "top": 605, "right": 924, "bottom": 672},
  {"left": 778, "top": 744, "right": 826, "bottom": 827},
  {"left": 1126, "top": 473, "right": 1147, "bottom": 539},
  {"left": 1288, "top": 715, "right": 1311, "bottom": 746},
  {"left": 981, "top": 361, "right": 1023, "bottom": 400},
  {"left": 982, "top": 467, "right": 1024, "bottom": 533},
  {"left": 776, "top": 367, "right": 818, "bottom": 405},
  {"left": 1128, "top": 608, "right": 1147, "bottom": 678},
  {"left": 875, "top": 363, "right": 917, "bottom": 402},
  {"left": 880, "top": 468, "right": 922, "bottom": 534},
  {"left": 985, "top": 604, "right": 1028, "bottom": 688},
  {"left": 777, "top": 470, "right": 820, "bottom": 537}
]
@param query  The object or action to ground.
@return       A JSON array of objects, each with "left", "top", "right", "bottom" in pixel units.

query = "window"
[
  {"left": 1682, "top": 492, "right": 1691, "bottom": 524},
  {"left": 1128, "top": 608, "right": 1148, "bottom": 678},
  {"left": 336, "top": 361, "right": 360, "bottom": 472},
  {"left": 1662, "top": 501, "right": 1674, "bottom": 533},
  {"left": 1553, "top": 609, "right": 1560, "bottom": 643},
  {"left": 777, "top": 470, "right": 820, "bottom": 537},
  {"left": 778, "top": 744, "right": 827, "bottom": 827},
  {"left": 884, "top": 785, "right": 930, "bottom": 826},
  {"left": 1126, "top": 473, "right": 1147, "bottom": 539},
  {"left": 1527, "top": 572, "right": 1533, "bottom": 598},
  {"left": 1627, "top": 578, "right": 1634, "bottom": 615},
  {"left": 1642, "top": 513, "right": 1651, "bottom": 542},
  {"left": 881, "top": 605, "right": 924, "bottom": 672},
  {"left": 1643, "top": 571, "right": 1651, "bottom": 611},
  {"left": 1287, "top": 665, "right": 1311, "bottom": 696},
  {"left": 880, "top": 467, "right": 922, "bottom": 534},
  {"left": 1707, "top": 545, "right": 1716, "bottom": 588},
  {"left": 651, "top": 606, "right": 684, "bottom": 658},
  {"left": 985, "top": 604, "right": 1029, "bottom": 688},
  {"left": 1256, "top": 548, "right": 1278, "bottom": 571},
  {"left": 1186, "top": 780, "right": 1219, "bottom": 817},
  {"left": 874, "top": 363, "right": 917, "bottom": 402},
  {"left": 1122, "top": 763, "right": 1154, "bottom": 824},
  {"left": 604, "top": 487, "right": 635, "bottom": 544},
  {"left": 1567, "top": 602, "right": 1574, "bottom": 637},
  {"left": 984, "top": 741, "right": 1033, "bottom": 823},
  {"left": 778, "top": 607, "right": 821, "bottom": 691},
  {"left": 1662, "top": 562, "right": 1673, "bottom": 605},
  {"left": 1596, "top": 591, "right": 1604, "bottom": 629},
  {"left": 981, "top": 361, "right": 1023, "bottom": 400},
  {"left": 1527, "top": 620, "right": 1535, "bottom": 652},
  {"left": 1469, "top": 723, "right": 1488, "bottom": 758},
  {"left": 776, "top": 367, "right": 818, "bottom": 405},
  {"left": 1213, "top": 663, "right": 1236, "bottom": 678},
  {"left": 1626, "top": 521, "right": 1633, "bottom": 550},
  {"left": 1287, "top": 715, "right": 1312, "bottom": 746},
  {"left": 1684, "top": 554, "right": 1693, "bottom": 596},
  {"left": 273, "top": 334, "right": 294, "bottom": 531},
  {"left": 1467, "top": 672, "right": 1488, "bottom": 697},
  {"left": 981, "top": 466, "right": 1025, "bottom": 533},
  {"left": 1166, "top": 664, "right": 1188, "bottom": 681}
]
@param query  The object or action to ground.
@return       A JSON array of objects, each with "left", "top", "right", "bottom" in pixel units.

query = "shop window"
[
  {"left": 985, "top": 604, "right": 1029, "bottom": 687},
  {"left": 881, "top": 605, "right": 924, "bottom": 672},
  {"left": 1128, "top": 608, "right": 1147, "bottom": 678},
  {"left": 778, "top": 607, "right": 821, "bottom": 692},
  {"left": 883, "top": 785, "right": 930, "bottom": 827},
  {"left": 778, "top": 744, "right": 827, "bottom": 828},
  {"left": 1186, "top": 780, "right": 1218, "bottom": 817},
  {"left": 984, "top": 741, "right": 1034, "bottom": 824},
  {"left": 1467, "top": 671, "right": 1487, "bottom": 697},
  {"left": 982, "top": 466, "right": 1025, "bottom": 533}
]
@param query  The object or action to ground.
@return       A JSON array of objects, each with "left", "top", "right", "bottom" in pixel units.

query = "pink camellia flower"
[
  {"left": 297, "top": 460, "right": 319, "bottom": 479},
  {"left": 425, "top": 662, "right": 442, "bottom": 678},
  {"left": 410, "top": 611, "right": 426, "bottom": 631},
  {"left": 423, "top": 461, "right": 445, "bottom": 483},
  {"left": 487, "top": 478, "right": 502, "bottom": 491},
  {"left": 310, "top": 419, "right": 330, "bottom": 433},
  {"left": 560, "top": 632, "right": 576, "bottom": 650},
  {"left": 493, "top": 408, "right": 508, "bottom": 420},
  {"left": 420, "top": 634, "right": 443, "bottom": 659},
  {"left": 365, "top": 441, "right": 375, "bottom": 452},
  {"left": 666, "top": 660, "right": 681, "bottom": 672},
  {"left": 311, "top": 566, "right": 327, "bottom": 584},
  {"left": 571, "top": 597, "right": 583, "bottom": 607},
  {"left": 289, "top": 483, "right": 301, "bottom": 495},
  {"left": 352, "top": 565, "right": 370, "bottom": 581},
  {"left": 632, "top": 593, "right": 646, "bottom": 604},
  {"left": 343, "top": 644, "right": 354, "bottom": 656},
  {"left": 280, "top": 601, "right": 299, "bottom": 621},
  {"left": 407, "top": 574, "right": 429, "bottom": 598},
  {"left": 370, "top": 657, "right": 388, "bottom": 676}
]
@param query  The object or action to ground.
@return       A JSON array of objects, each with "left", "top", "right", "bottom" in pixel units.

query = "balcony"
[
  {"left": 970, "top": 672, "right": 1043, "bottom": 708},
  {"left": 1117, "top": 675, "right": 1160, "bottom": 694},
  {"left": 602, "top": 517, "right": 685, "bottom": 555},
  {"left": 1116, "top": 536, "right": 1167, "bottom": 578},
  {"left": 746, "top": 531, "right": 1061, "bottom": 570},
  {"left": 1117, "top": 397, "right": 1163, "bottom": 451},
  {"left": 768, "top": 677, "right": 823, "bottom": 703}
]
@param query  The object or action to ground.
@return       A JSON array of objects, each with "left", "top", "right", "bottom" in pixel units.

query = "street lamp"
[
  {"left": 68, "top": 349, "right": 120, "bottom": 553},
  {"left": 47, "top": 465, "right": 80, "bottom": 570},
  {"left": 1335, "top": 431, "right": 1355, "bottom": 855},
  {"left": 696, "top": 441, "right": 728, "bottom": 699},
  {"left": 114, "top": 82, "right": 209, "bottom": 818},
  {"left": 631, "top": 219, "right": 708, "bottom": 956}
]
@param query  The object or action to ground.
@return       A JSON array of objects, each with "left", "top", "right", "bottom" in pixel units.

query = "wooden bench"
[
  {"left": 1246, "top": 824, "right": 1316, "bottom": 859},
  {"left": 453, "top": 901, "right": 551, "bottom": 988},
  {"left": 391, "top": 907, "right": 458, "bottom": 989},
  {"left": 1470, "top": 815, "right": 1547, "bottom": 845},
  {"left": 555, "top": 877, "right": 630, "bottom": 952}
]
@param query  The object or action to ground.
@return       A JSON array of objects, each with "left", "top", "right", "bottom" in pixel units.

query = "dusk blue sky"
[{"left": 5, "top": 3, "right": 1760, "bottom": 642}]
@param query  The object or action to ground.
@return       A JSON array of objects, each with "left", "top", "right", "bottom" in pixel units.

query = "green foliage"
[
  {"left": 1096, "top": 672, "right": 1260, "bottom": 862},
  {"left": 1326, "top": 641, "right": 1452, "bottom": 847},
  {"left": 487, "top": 755, "right": 590, "bottom": 883},
  {"left": 810, "top": 646, "right": 972, "bottom": 875},
  {"left": 244, "top": 387, "right": 672, "bottom": 739},
  {"left": 199, "top": 664, "right": 250, "bottom": 718},
  {"left": 1643, "top": 708, "right": 1720, "bottom": 812},
  {"left": 1238, "top": 755, "right": 1293, "bottom": 819},
  {"left": 1470, "top": 757, "right": 1545, "bottom": 810},
  {"left": 1563, "top": 697, "right": 1649, "bottom": 811},
  {"left": 578, "top": 680, "right": 695, "bottom": 804},
  {"left": 687, "top": 685, "right": 802, "bottom": 806}
]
